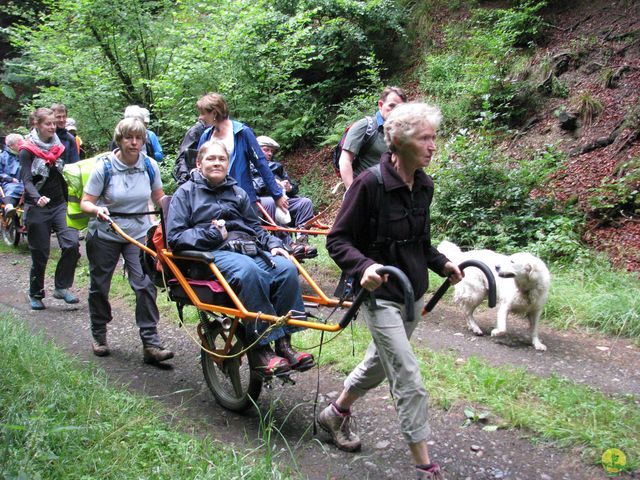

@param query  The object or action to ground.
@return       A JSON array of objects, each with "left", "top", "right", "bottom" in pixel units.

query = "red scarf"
[{"left": 19, "top": 142, "right": 65, "bottom": 166}]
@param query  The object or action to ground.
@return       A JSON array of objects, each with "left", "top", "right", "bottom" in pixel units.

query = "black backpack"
[{"left": 330, "top": 115, "right": 378, "bottom": 178}]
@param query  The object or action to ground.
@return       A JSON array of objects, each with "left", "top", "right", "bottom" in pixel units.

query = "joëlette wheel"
[
  {"left": 199, "top": 311, "right": 262, "bottom": 412},
  {"left": 1, "top": 214, "right": 19, "bottom": 247}
]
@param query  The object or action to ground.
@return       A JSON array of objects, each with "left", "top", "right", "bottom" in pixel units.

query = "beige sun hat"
[{"left": 256, "top": 135, "right": 280, "bottom": 149}]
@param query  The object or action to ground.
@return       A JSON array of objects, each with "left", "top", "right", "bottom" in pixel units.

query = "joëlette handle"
[
  {"left": 339, "top": 266, "right": 415, "bottom": 329},
  {"left": 422, "top": 259, "right": 497, "bottom": 314}
]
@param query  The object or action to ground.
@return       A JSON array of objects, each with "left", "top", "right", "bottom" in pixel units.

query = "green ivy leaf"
[{"left": 1, "top": 84, "right": 16, "bottom": 99}]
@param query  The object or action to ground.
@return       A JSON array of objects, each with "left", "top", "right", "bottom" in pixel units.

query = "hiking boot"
[
  {"left": 317, "top": 403, "right": 361, "bottom": 452},
  {"left": 53, "top": 288, "right": 79, "bottom": 304},
  {"left": 92, "top": 340, "right": 110, "bottom": 357},
  {"left": 275, "top": 335, "right": 314, "bottom": 371},
  {"left": 29, "top": 296, "right": 45, "bottom": 310},
  {"left": 291, "top": 242, "right": 317, "bottom": 260},
  {"left": 143, "top": 346, "right": 174, "bottom": 364},
  {"left": 252, "top": 344, "right": 290, "bottom": 377},
  {"left": 416, "top": 464, "right": 444, "bottom": 479}
]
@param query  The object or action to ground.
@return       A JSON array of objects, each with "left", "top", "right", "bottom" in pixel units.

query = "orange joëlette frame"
[
  {"left": 255, "top": 201, "right": 331, "bottom": 236},
  {"left": 108, "top": 220, "right": 350, "bottom": 333}
]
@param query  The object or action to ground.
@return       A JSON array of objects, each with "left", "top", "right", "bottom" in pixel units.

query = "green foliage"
[
  {"left": 321, "top": 82, "right": 384, "bottom": 147},
  {"left": 417, "top": 1, "right": 547, "bottom": 130},
  {"left": 473, "top": 1, "right": 546, "bottom": 48},
  {"left": 297, "top": 163, "right": 335, "bottom": 210},
  {"left": 6, "top": 0, "right": 407, "bottom": 154},
  {"left": 0, "top": 315, "right": 288, "bottom": 479},
  {"left": 546, "top": 256, "right": 640, "bottom": 338},
  {"left": 432, "top": 134, "right": 585, "bottom": 260}
]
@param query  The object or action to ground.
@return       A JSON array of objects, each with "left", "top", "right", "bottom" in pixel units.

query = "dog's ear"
[{"left": 523, "top": 262, "right": 533, "bottom": 273}]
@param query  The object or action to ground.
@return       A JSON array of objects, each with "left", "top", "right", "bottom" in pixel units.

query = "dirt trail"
[{"left": 0, "top": 248, "right": 637, "bottom": 480}]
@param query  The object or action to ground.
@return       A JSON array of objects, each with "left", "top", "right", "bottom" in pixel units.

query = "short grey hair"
[
  {"left": 123, "top": 105, "right": 145, "bottom": 122},
  {"left": 113, "top": 117, "right": 146, "bottom": 148},
  {"left": 5, "top": 133, "right": 24, "bottom": 149},
  {"left": 197, "top": 138, "right": 229, "bottom": 164},
  {"left": 384, "top": 102, "right": 442, "bottom": 150}
]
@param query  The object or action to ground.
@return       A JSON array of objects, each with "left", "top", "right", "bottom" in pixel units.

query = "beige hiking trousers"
[{"left": 344, "top": 297, "right": 431, "bottom": 444}]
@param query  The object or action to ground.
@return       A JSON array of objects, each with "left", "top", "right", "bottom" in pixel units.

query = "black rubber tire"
[
  {"left": 1, "top": 214, "right": 20, "bottom": 247},
  {"left": 199, "top": 311, "right": 262, "bottom": 412}
]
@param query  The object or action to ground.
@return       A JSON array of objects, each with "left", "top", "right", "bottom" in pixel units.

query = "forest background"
[
  {"left": 1, "top": 0, "right": 639, "bottom": 332},
  {"left": 1, "top": 2, "right": 639, "bottom": 477}
]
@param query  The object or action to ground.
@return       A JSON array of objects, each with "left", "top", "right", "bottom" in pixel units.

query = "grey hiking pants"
[
  {"left": 344, "top": 297, "right": 431, "bottom": 444},
  {"left": 86, "top": 232, "right": 162, "bottom": 347}
]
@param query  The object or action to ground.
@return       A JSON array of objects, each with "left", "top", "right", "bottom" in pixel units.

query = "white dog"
[{"left": 438, "top": 241, "right": 551, "bottom": 351}]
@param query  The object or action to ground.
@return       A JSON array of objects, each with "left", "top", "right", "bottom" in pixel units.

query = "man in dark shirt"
[
  {"left": 51, "top": 103, "right": 80, "bottom": 165},
  {"left": 173, "top": 93, "right": 216, "bottom": 184},
  {"left": 253, "top": 135, "right": 317, "bottom": 260},
  {"left": 338, "top": 86, "right": 407, "bottom": 190}
]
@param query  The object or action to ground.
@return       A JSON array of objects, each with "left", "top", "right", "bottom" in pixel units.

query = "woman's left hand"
[{"left": 270, "top": 247, "right": 290, "bottom": 259}]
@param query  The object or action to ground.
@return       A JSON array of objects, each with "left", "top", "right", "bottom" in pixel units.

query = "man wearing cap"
[
  {"left": 65, "top": 118, "right": 84, "bottom": 159},
  {"left": 253, "top": 135, "right": 317, "bottom": 260}
]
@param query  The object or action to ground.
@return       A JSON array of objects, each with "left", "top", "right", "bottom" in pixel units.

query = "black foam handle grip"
[
  {"left": 339, "top": 266, "right": 415, "bottom": 328},
  {"left": 423, "top": 259, "right": 497, "bottom": 314}
]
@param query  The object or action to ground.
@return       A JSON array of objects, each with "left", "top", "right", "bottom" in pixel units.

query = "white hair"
[
  {"left": 123, "top": 105, "right": 145, "bottom": 122},
  {"left": 5, "top": 133, "right": 24, "bottom": 149},
  {"left": 384, "top": 102, "right": 442, "bottom": 150}
]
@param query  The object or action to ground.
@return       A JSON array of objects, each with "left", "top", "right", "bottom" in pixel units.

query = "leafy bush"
[
  {"left": 417, "top": 1, "right": 547, "bottom": 130},
  {"left": 297, "top": 163, "right": 336, "bottom": 210},
  {"left": 588, "top": 157, "right": 640, "bottom": 222},
  {"left": 6, "top": 0, "right": 408, "bottom": 153},
  {"left": 432, "top": 133, "right": 586, "bottom": 261},
  {"left": 320, "top": 81, "right": 385, "bottom": 147}
]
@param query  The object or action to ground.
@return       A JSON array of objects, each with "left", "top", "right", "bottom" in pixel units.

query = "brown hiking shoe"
[
  {"left": 275, "top": 335, "right": 314, "bottom": 371},
  {"left": 252, "top": 344, "right": 290, "bottom": 377},
  {"left": 143, "top": 346, "right": 174, "bottom": 364},
  {"left": 416, "top": 464, "right": 444, "bottom": 479},
  {"left": 317, "top": 403, "right": 361, "bottom": 452},
  {"left": 92, "top": 340, "right": 110, "bottom": 357}
]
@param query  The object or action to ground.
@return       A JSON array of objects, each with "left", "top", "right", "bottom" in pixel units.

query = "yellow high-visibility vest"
[{"left": 63, "top": 153, "right": 109, "bottom": 230}]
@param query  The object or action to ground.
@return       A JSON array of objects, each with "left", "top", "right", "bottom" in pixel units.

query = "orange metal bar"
[
  {"left": 110, "top": 219, "right": 349, "bottom": 333},
  {"left": 255, "top": 201, "right": 329, "bottom": 236}
]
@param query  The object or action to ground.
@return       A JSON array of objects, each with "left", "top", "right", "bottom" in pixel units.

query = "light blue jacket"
[
  {"left": 197, "top": 120, "right": 282, "bottom": 203},
  {"left": 0, "top": 146, "right": 24, "bottom": 198}
]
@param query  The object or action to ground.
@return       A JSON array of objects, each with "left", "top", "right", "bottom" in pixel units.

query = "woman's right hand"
[
  {"left": 212, "top": 219, "right": 228, "bottom": 240},
  {"left": 36, "top": 196, "right": 50, "bottom": 207},
  {"left": 360, "top": 262, "right": 388, "bottom": 292},
  {"left": 96, "top": 206, "right": 110, "bottom": 221}
]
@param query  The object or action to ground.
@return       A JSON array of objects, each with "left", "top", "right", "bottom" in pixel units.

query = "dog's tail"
[{"left": 437, "top": 240, "right": 462, "bottom": 262}]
